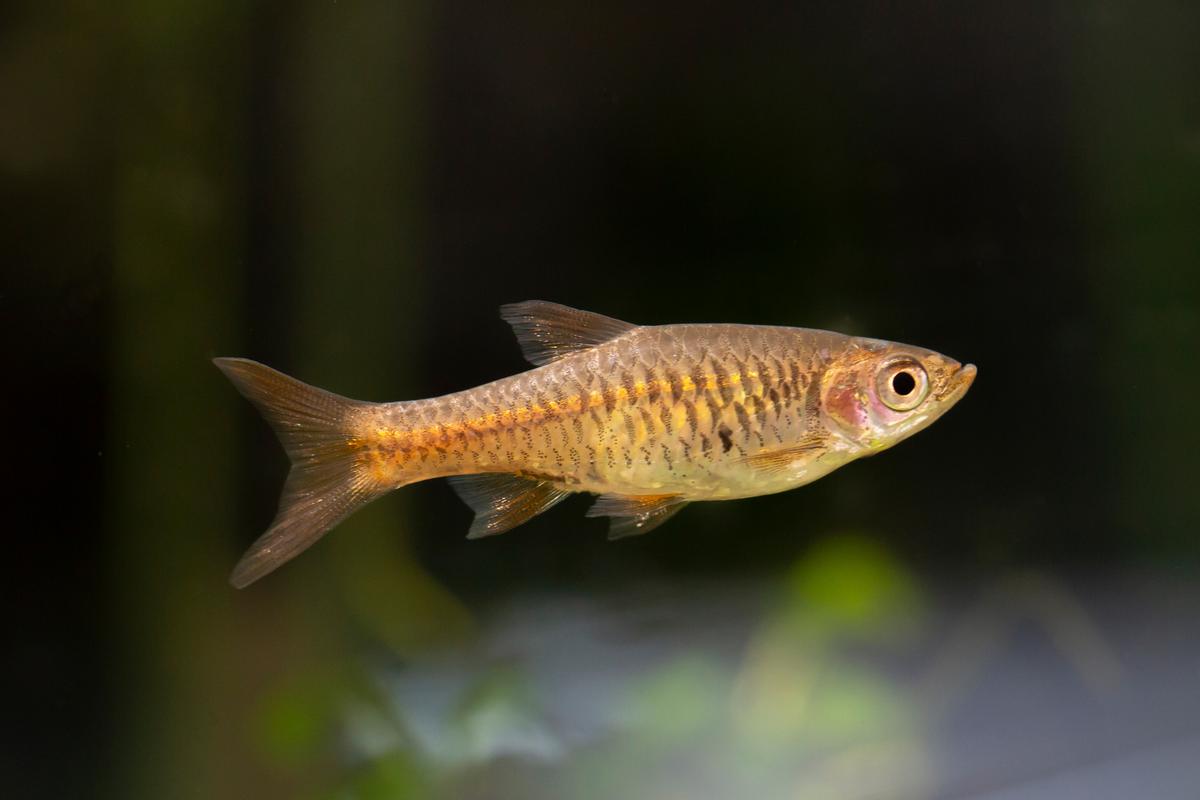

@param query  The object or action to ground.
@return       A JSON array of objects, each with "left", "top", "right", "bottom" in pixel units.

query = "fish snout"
[
  {"left": 958, "top": 363, "right": 977, "bottom": 387},
  {"left": 941, "top": 362, "right": 977, "bottom": 404}
]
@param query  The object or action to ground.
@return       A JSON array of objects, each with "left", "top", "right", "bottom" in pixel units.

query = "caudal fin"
[{"left": 214, "top": 358, "right": 382, "bottom": 588}]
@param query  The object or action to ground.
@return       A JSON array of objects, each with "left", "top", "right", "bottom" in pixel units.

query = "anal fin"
[
  {"left": 586, "top": 493, "right": 688, "bottom": 540},
  {"left": 449, "top": 473, "right": 571, "bottom": 539}
]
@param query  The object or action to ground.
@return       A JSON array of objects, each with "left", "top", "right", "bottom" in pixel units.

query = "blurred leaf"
[
  {"left": 254, "top": 671, "right": 340, "bottom": 767},
  {"left": 790, "top": 739, "right": 933, "bottom": 800},
  {"left": 732, "top": 645, "right": 917, "bottom": 756},
  {"left": 733, "top": 536, "right": 923, "bottom": 755},
  {"left": 620, "top": 655, "right": 726, "bottom": 746},
  {"left": 730, "top": 624, "right": 821, "bottom": 749},
  {"left": 453, "top": 667, "right": 562, "bottom": 762},
  {"left": 335, "top": 505, "right": 475, "bottom": 656},
  {"left": 337, "top": 752, "right": 431, "bottom": 800},
  {"left": 805, "top": 665, "right": 914, "bottom": 746},
  {"left": 783, "top": 533, "right": 923, "bottom": 641}
]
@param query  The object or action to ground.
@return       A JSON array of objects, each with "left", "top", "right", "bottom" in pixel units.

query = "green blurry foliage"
[
  {"left": 782, "top": 533, "right": 924, "bottom": 641},
  {"left": 732, "top": 534, "right": 926, "bottom": 768},
  {"left": 333, "top": 507, "right": 476, "bottom": 657},
  {"left": 334, "top": 752, "right": 431, "bottom": 800},
  {"left": 619, "top": 656, "right": 727, "bottom": 747},
  {"left": 256, "top": 671, "right": 342, "bottom": 768},
  {"left": 263, "top": 537, "right": 931, "bottom": 797},
  {"left": 452, "top": 667, "right": 561, "bottom": 763}
]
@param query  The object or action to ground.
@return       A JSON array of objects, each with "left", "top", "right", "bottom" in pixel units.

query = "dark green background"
[{"left": 6, "top": 1, "right": 1199, "bottom": 797}]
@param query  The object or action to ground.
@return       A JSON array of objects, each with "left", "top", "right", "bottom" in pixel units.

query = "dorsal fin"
[
  {"left": 586, "top": 493, "right": 688, "bottom": 540},
  {"left": 448, "top": 473, "right": 571, "bottom": 539},
  {"left": 499, "top": 300, "right": 637, "bottom": 366}
]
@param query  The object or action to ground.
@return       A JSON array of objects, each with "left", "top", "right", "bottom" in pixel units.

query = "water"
[{"left": 6, "top": 1, "right": 1199, "bottom": 798}]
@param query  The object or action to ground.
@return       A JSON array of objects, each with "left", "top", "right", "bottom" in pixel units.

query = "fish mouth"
[
  {"left": 958, "top": 363, "right": 977, "bottom": 387},
  {"left": 944, "top": 363, "right": 977, "bottom": 403}
]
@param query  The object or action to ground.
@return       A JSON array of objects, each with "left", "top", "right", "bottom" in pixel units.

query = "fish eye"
[
  {"left": 891, "top": 371, "right": 916, "bottom": 396},
  {"left": 876, "top": 359, "right": 929, "bottom": 412}
]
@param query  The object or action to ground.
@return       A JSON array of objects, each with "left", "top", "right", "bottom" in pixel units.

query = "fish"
[{"left": 215, "top": 301, "right": 976, "bottom": 587}]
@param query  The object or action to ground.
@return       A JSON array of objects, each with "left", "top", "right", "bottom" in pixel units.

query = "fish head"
[{"left": 820, "top": 337, "right": 976, "bottom": 454}]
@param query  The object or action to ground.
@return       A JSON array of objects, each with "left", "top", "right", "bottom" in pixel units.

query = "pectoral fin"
[
  {"left": 738, "top": 437, "right": 827, "bottom": 477},
  {"left": 586, "top": 493, "right": 688, "bottom": 540},
  {"left": 449, "top": 473, "right": 571, "bottom": 539},
  {"left": 499, "top": 300, "right": 638, "bottom": 366}
]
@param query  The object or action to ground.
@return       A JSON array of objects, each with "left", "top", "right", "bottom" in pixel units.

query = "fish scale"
[
  {"left": 364, "top": 325, "right": 821, "bottom": 497},
  {"left": 215, "top": 300, "right": 975, "bottom": 586}
]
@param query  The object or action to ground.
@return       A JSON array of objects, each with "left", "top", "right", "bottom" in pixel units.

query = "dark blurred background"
[{"left": 5, "top": 1, "right": 1200, "bottom": 798}]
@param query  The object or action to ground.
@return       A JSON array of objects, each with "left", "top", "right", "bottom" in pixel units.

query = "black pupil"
[{"left": 891, "top": 371, "right": 916, "bottom": 396}]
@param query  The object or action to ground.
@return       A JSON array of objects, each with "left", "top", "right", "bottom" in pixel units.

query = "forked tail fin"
[{"left": 214, "top": 358, "right": 383, "bottom": 588}]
